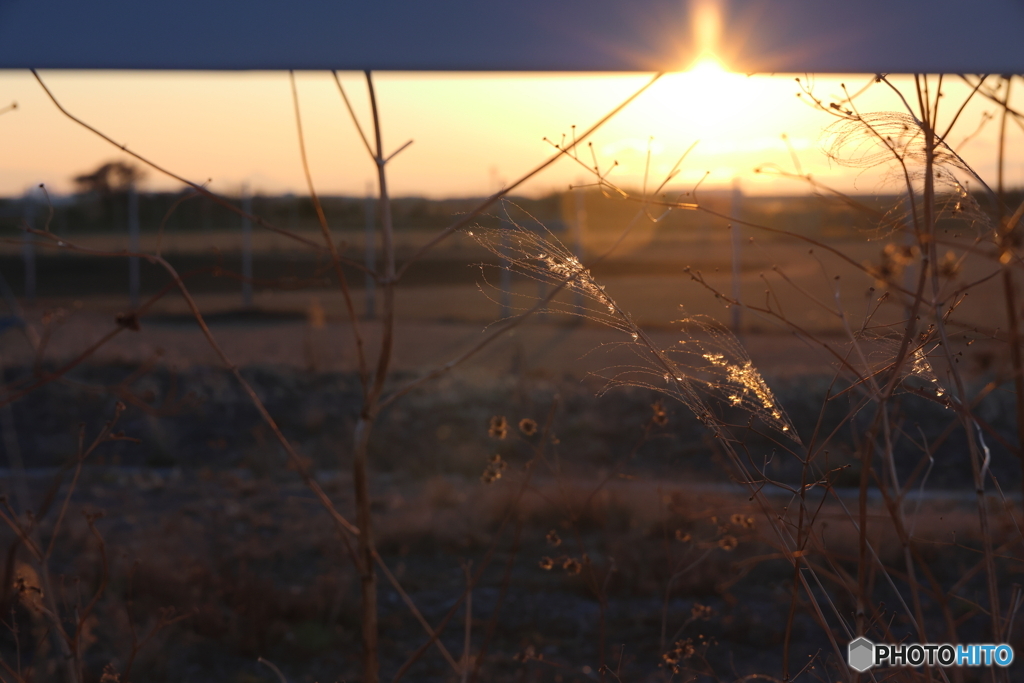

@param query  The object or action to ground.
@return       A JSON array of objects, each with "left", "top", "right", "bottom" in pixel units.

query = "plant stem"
[
  {"left": 994, "top": 78, "right": 1024, "bottom": 503},
  {"left": 353, "top": 414, "right": 379, "bottom": 683},
  {"left": 346, "top": 69, "right": 397, "bottom": 683}
]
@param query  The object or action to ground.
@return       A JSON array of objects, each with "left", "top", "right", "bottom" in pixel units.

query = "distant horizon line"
[{"left": 5, "top": 187, "right": 1020, "bottom": 203}]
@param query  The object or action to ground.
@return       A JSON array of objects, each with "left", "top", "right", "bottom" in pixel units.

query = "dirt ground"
[
  {"left": 0, "top": 224, "right": 1018, "bottom": 681},
  {"left": 0, "top": 460, "right": 1013, "bottom": 683}
]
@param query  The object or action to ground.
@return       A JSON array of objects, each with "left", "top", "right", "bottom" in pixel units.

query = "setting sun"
[{"left": 652, "top": 57, "right": 757, "bottom": 141}]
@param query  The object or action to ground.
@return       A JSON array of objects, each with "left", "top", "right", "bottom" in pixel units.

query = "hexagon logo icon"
[{"left": 848, "top": 637, "right": 875, "bottom": 672}]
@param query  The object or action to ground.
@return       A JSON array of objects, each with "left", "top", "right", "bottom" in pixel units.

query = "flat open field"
[
  {"left": 2, "top": 226, "right": 1006, "bottom": 337},
  {"left": 0, "top": 205, "right": 1019, "bottom": 682}
]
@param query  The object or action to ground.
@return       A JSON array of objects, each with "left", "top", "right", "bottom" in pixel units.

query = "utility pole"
[
  {"left": 572, "top": 186, "right": 587, "bottom": 315},
  {"left": 22, "top": 190, "right": 35, "bottom": 304},
  {"left": 128, "top": 183, "right": 140, "bottom": 308},
  {"left": 730, "top": 179, "right": 743, "bottom": 335},
  {"left": 499, "top": 216, "right": 512, "bottom": 319},
  {"left": 492, "top": 170, "right": 512, "bottom": 320},
  {"left": 241, "top": 186, "right": 253, "bottom": 308}
]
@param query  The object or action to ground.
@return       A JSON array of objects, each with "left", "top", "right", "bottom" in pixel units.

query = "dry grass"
[{"left": 0, "top": 70, "right": 1022, "bottom": 683}]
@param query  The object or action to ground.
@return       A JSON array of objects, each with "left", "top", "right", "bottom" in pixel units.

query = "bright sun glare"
[
  {"left": 649, "top": 57, "right": 757, "bottom": 143},
  {"left": 634, "top": 0, "right": 757, "bottom": 145},
  {"left": 650, "top": 0, "right": 757, "bottom": 141},
  {"left": 680, "top": 54, "right": 733, "bottom": 95}
]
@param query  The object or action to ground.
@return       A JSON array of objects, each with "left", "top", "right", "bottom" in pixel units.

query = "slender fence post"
[
  {"left": 364, "top": 183, "right": 376, "bottom": 320},
  {"left": 730, "top": 179, "right": 743, "bottom": 335},
  {"left": 128, "top": 183, "right": 140, "bottom": 308},
  {"left": 572, "top": 186, "right": 587, "bottom": 315},
  {"left": 493, "top": 171, "right": 512, "bottom": 320},
  {"left": 21, "top": 190, "right": 35, "bottom": 304},
  {"left": 489, "top": 171, "right": 516, "bottom": 321},
  {"left": 241, "top": 186, "right": 253, "bottom": 308},
  {"left": 499, "top": 218, "right": 512, "bottom": 319}
]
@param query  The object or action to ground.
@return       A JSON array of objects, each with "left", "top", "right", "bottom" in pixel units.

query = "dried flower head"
[
  {"left": 481, "top": 454, "right": 508, "bottom": 483},
  {"left": 869, "top": 242, "right": 917, "bottom": 286},
  {"left": 674, "top": 529, "right": 692, "bottom": 543},
  {"left": 538, "top": 556, "right": 555, "bottom": 571},
  {"left": 563, "top": 557, "right": 582, "bottom": 575},
  {"left": 488, "top": 415, "right": 508, "bottom": 439},
  {"left": 518, "top": 418, "right": 538, "bottom": 436},
  {"left": 691, "top": 603, "right": 714, "bottom": 620},
  {"left": 545, "top": 529, "right": 562, "bottom": 547},
  {"left": 662, "top": 639, "right": 696, "bottom": 672},
  {"left": 651, "top": 399, "right": 668, "bottom": 426},
  {"left": 940, "top": 249, "right": 962, "bottom": 279},
  {"left": 730, "top": 513, "right": 745, "bottom": 526},
  {"left": 718, "top": 535, "right": 738, "bottom": 551},
  {"left": 14, "top": 563, "right": 44, "bottom": 613}
]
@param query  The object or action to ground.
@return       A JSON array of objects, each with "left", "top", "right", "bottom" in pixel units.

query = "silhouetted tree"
[
  {"left": 73, "top": 160, "right": 145, "bottom": 197},
  {"left": 71, "top": 160, "right": 145, "bottom": 227}
]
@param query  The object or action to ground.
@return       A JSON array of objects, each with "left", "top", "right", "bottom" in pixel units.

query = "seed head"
[
  {"left": 518, "top": 418, "right": 538, "bottom": 436},
  {"left": 691, "top": 603, "right": 714, "bottom": 620},
  {"left": 481, "top": 454, "right": 508, "bottom": 483},
  {"left": 662, "top": 639, "right": 696, "bottom": 672},
  {"left": 651, "top": 400, "right": 668, "bottom": 426},
  {"left": 562, "top": 557, "right": 582, "bottom": 575},
  {"left": 488, "top": 415, "right": 508, "bottom": 439},
  {"left": 940, "top": 250, "right": 961, "bottom": 278}
]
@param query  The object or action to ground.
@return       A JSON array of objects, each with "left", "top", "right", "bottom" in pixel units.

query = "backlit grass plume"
[{"left": 471, "top": 216, "right": 800, "bottom": 444}]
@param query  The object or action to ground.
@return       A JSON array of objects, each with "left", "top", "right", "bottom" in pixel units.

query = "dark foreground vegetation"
[
  {"left": 0, "top": 71, "right": 1023, "bottom": 683},
  {"left": 0, "top": 364, "right": 1019, "bottom": 682}
]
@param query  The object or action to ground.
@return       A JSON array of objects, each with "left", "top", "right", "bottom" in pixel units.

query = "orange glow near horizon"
[{"left": 0, "top": 69, "right": 1019, "bottom": 200}]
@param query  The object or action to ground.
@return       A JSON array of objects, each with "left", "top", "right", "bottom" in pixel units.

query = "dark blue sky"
[{"left": 1, "top": 0, "right": 1022, "bottom": 73}]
